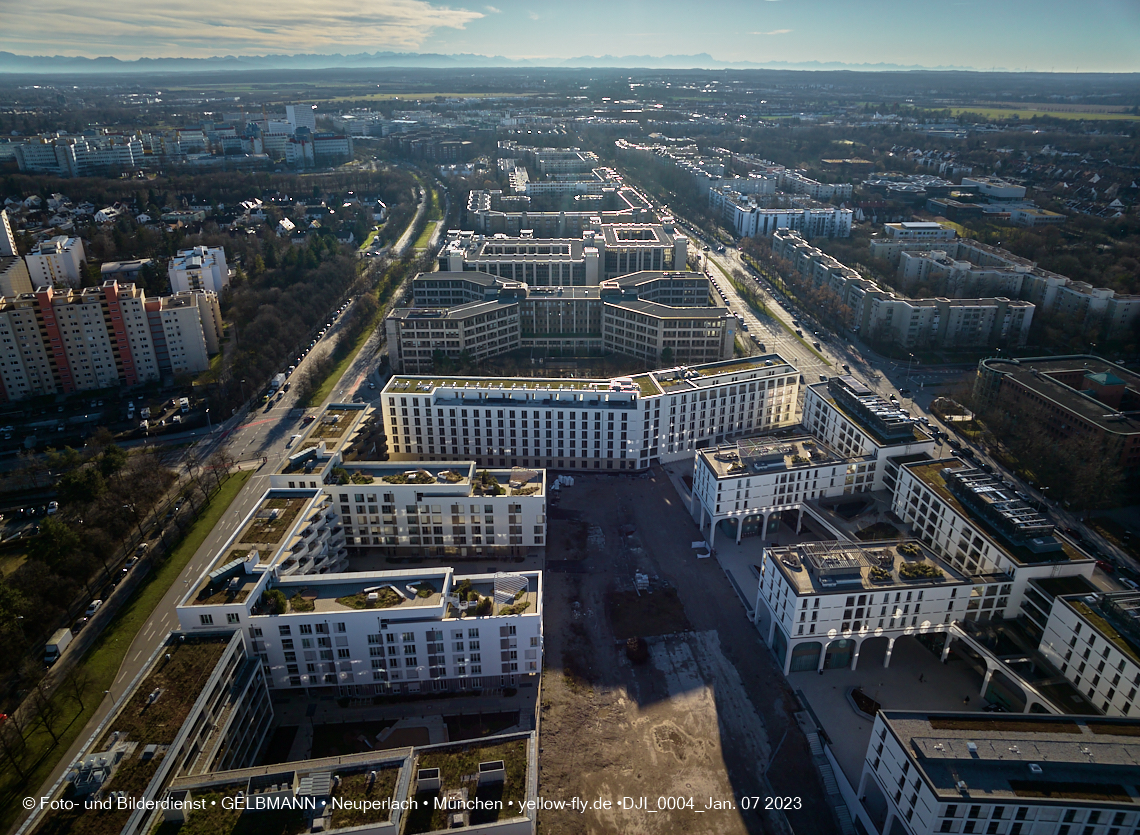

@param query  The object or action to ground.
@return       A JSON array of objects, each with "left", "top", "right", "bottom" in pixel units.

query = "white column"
[
  {"left": 851, "top": 638, "right": 861, "bottom": 671},
  {"left": 736, "top": 515, "right": 744, "bottom": 544},
  {"left": 980, "top": 667, "right": 994, "bottom": 697},
  {"left": 818, "top": 642, "right": 828, "bottom": 672},
  {"left": 941, "top": 633, "right": 954, "bottom": 663},
  {"left": 796, "top": 505, "right": 804, "bottom": 534},
  {"left": 883, "top": 636, "right": 896, "bottom": 668}
]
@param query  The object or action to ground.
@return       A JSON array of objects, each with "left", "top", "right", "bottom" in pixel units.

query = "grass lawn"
[
  {"left": 303, "top": 316, "right": 379, "bottom": 407},
  {"left": 358, "top": 228, "right": 380, "bottom": 251},
  {"left": 0, "top": 470, "right": 252, "bottom": 834},
  {"left": 715, "top": 256, "right": 830, "bottom": 366},
  {"left": 413, "top": 220, "right": 439, "bottom": 250},
  {"left": 405, "top": 739, "right": 528, "bottom": 833},
  {"left": 936, "top": 106, "right": 1140, "bottom": 122}
]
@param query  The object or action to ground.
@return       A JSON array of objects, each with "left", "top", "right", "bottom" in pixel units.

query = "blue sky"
[{"left": 2, "top": 0, "right": 1138, "bottom": 71}]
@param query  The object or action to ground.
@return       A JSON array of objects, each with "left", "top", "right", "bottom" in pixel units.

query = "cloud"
[
  {"left": 484, "top": 4, "right": 502, "bottom": 11},
  {"left": 527, "top": 10, "right": 540, "bottom": 20},
  {"left": 752, "top": 29, "right": 792, "bottom": 35},
  {"left": 0, "top": 0, "right": 485, "bottom": 58}
]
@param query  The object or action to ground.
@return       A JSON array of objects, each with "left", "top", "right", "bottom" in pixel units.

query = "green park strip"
[
  {"left": 303, "top": 310, "right": 381, "bottom": 407},
  {"left": 358, "top": 228, "right": 380, "bottom": 251},
  {"left": 413, "top": 220, "right": 439, "bottom": 250},
  {"left": 734, "top": 255, "right": 833, "bottom": 367},
  {"left": 0, "top": 470, "right": 252, "bottom": 832}
]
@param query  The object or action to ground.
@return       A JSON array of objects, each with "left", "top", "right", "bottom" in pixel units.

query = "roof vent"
[
  {"left": 966, "top": 742, "right": 978, "bottom": 754},
  {"left": 1028, "top": 763, "right": 1043, "bottom": 774}
]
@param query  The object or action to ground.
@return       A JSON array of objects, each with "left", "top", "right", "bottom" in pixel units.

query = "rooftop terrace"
[{"left": 769, "top": 539, "right": 966, "bottom": 595}]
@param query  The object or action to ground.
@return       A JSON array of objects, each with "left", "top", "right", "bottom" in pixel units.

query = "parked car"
[
  {"left": 1096, "top": 560, "right": 1116, "bottom": 573},
  {"left": 85, "top": 599, "right": 104, "bottom": 617},
  {"left": 123, "top": 557, "right": 138, "bottom": 573}
]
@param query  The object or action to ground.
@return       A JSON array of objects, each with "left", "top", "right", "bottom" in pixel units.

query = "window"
[
  {"left": 199, "top": 614, "right": 213, "bottom": 625},
  {"left": 226, "top": 613, "right": 240, "bottom": 624}
]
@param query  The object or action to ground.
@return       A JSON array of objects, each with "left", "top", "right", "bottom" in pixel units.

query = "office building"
[
  {"left": 168, "top": 245, "right": 229, "bottom": 294},
  {"left": 286, "top": 103, "right": 317, "bottom": 132},
  {"left": 0, "top": 280, "right": 221, "bottom": 401},
  {"left": 385, "top": 270, "right": 734, "bottom": 372},
  {"left": 859, "top": 711, "right": 1140, "bottom": 835},
  {"left": 974, "top": 356, "right": 1140, "bottom": 474},
  {"left": 466, "top": 187, "right": 653, "bottom": 236},
  {"left": 381, "top": 354, "right": 800, "bottom": 471},
  {"left": 882, "top": 221, "right": 957, "bottom": 243},
  {"left": 437, "top": 222, "right": 688, "bottom": 285},
  {"left": 25, "top": 235, "right": 85, "bottom": 287}
]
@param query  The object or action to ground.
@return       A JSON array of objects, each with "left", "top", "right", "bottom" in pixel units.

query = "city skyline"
[{"left": 1, "top": 0, "right": 1139, "bottom": 73}]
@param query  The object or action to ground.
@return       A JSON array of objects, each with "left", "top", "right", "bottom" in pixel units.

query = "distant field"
[
  {"left": 324, "top": 91, "right": 529, "bottom": 102},
  {"left": 930, "top": 106, "right": 1140, "bottom": 122}
]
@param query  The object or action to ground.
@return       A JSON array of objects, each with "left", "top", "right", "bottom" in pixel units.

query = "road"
[{"left": 13, "top": 180, "right": 431, "bottom": 835}]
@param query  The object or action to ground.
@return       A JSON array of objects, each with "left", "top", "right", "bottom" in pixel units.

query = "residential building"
[
  {"left": 385, "top": 270, "right": 734, "bottom": 372},
  {"left": 0, "top": 280, "right": 221, "bottom": 401},
  {"left": 0, "top": 209, "right": 31, "bottom": 297},
  {"left": 1037, "top": 590, "right": 1140, "bottom": 718},
  {"left": 859, "top": 711, "right": 1140, "bottom": 835},
  {"left": 168, "top": 245, "right": 229, "bottom": 294},
  {"left": 774, "top": 231, "right": 1036, "bottom": 348},
  {"left": 974, "top": 356, "right": 1140, "bottom": 474},
  {"left": 381, "top": 354, "right": 801, "bottom": 471},
  {"left": 436, "top": 222, "right": 688, "bottom": 284},
  {"left": 802, "top": 376, "right": 937, "bottom": 494},
  {"left": 869, "top": 237, "right": 1140, "bottom": 340},
  {"left": 779, "top": 170, "right": 854, "bottom": 200},
  {"left": 961, "top": 175, "right": 1027, "bottom": 201},
  {"left": 1009, "top": 207, "right": 1066, "bottom": 227},
  {"left": 891, "top": 457, "right": 1094, "bottom": 622},
  {"left": 756, "top": 539, "right": 971, "bottom": 675},
  {"left": 709, "top": 187, "right": 853, "bottom": 238},
  {"left": 25, "top": 235, "right": 85, "bottom": 287},
  {"left": 691, "top": 434, "right": 889, "bottom": 548}
]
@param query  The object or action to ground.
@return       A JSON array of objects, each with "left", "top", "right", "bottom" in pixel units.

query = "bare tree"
[
  {"left": 0, "top": 714, "right": 27, "bottom": 779},
  {"left": 63, "top": 666, "right": 92, "bottom": 712}
]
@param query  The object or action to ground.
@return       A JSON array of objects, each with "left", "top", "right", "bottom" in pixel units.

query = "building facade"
[
  {"left": 0, "top": 280, "right": 221, "bottom": 401},
  {"left": 385, "top": 271, "right": 734, "bottom": 373},
  {"left": 381, "top": 355, "right": 801, "bottom": 471},
  {"left": 25, "top": 235, "right": 85, "bottom": 287},
  {"left": 168, "top": 245, "right": 229, "bottom": 294}
]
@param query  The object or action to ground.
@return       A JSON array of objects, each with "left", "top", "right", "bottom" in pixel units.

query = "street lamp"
[
  {"left": 239, "top": 379, "right": 247, "bottom": 403},
  {"left": 122, "top": 505, "right": 145, "bottom": 538}
]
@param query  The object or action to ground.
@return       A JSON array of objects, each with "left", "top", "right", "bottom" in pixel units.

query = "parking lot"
[{"left": 538, "top": 469, "right": 834, "bottom": 835}]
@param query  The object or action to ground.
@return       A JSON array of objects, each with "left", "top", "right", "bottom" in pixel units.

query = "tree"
[
  {"left": 27, "top": 517, "right": 80, "bottom": 569},
  {"left": 57, "top": 466, "right": 106, "bottom": 506},
  {"left": 63, "top": 667, "right": 92, "bottom": 712},
  {"left": 97, "top": 444, "right": 128, "bottom": 478},
  {"left": 0, "top": 714, "right": 28, "bottom": 779}
]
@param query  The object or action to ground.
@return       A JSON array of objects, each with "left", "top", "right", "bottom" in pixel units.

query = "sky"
[{"left": 1, "top": 0, "right": 1139, "bottom": 72}]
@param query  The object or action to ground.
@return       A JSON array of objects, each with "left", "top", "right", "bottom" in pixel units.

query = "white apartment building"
[
  {"left": 891, "top": 458, "right": 1094, "bottom": 623},
  {"left": 709, "top": 188, "right": 853, "bottom": 238},
  {"left": 173, "top": 485, "right": 541, "bottom": 693},
  {"left": 150, "top": 289, "right": 224, "bottom": 375},
  {"left": 0, "top": 211, "right": 31, "bottom": 297},
  {"left": 883, "top": 221, "right": 957, "bottom": 243},
  {"left": 382, "top": 355, "right": 801, "bottom": 471},
  {"left": 802, "top": 376, "right": 937, "bottom": 495},
  {"left": 779, "top": 170, "right": 854, "bottom": 200},
  {"left": 858, "top": 711, "right": 1140, "bottom": 835},
  {"left": 1037, "top": 591, "right": 1140, "bottom": 718},
  {"left": 168, "top": 245, "right": 229, "bottom": 294},
  {"left": 691, "top": 435, "right": 883, "bottom": 547},
  {"left": 756, "top": 539, "right": 971, "bottom": 675},
  {"left": 25, "top": 235, "right": 85, "bottom": 287}
]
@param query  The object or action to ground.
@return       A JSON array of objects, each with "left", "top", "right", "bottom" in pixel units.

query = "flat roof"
[
  {"left": 699, "top": 435, "right": 847, "bottom": 478},
  {"left": 882, "top": 711, "right": 1140, "bottom": 805},
  {"left": 905, "top": 460, "right": 1087, "bottom": 566},
  {"left": 980, "top": 356, "right": 1140, "bottom": 437},
  {"left": 1061, "top": 592, "right": 1140, "bottom": 665},
  {"left": 768, "top": 539, "right": 967, "bottom": 595}
]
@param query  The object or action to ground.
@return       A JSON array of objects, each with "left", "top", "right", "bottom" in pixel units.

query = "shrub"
[
  {"left": 263, "top": 588, "right": 287, "bottom": 614},
  {"left": 897, "top": 542, "right": 922, "bottom": 557},
  {"left": 899, "top": 562, "right": 941, "bottom": 580}
]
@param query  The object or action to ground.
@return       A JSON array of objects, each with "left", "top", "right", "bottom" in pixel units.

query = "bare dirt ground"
[{"left": 538, "top": 468, "right": 835, "bottom": 835}]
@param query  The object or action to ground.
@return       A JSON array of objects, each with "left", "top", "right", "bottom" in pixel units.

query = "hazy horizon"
[{"left": 2, "top": 0, "right": 1139, "bottom": 73}]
